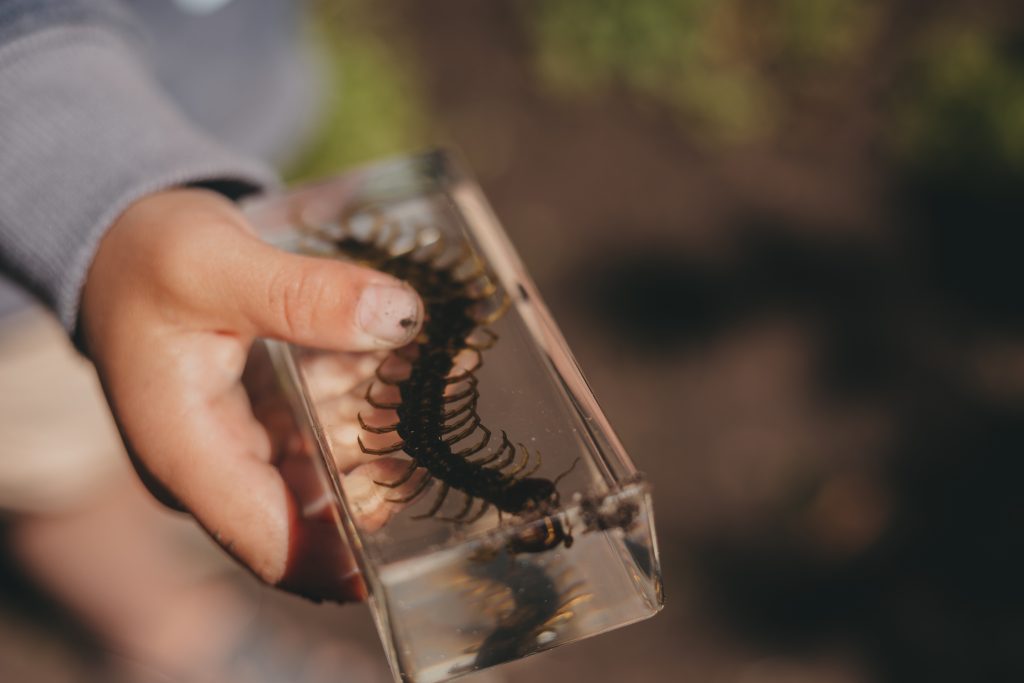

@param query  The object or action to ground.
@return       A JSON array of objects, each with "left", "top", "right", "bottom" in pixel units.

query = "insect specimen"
[
  {"left": 314, "top": 213, "right": 575, "bottom": 546},
  {"left": 451, "top": 549, "right": 591, "bottom": 674}
]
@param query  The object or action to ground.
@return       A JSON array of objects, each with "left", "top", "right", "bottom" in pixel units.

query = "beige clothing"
[{"left": 0, "top": 307, "right": 124, "bottom": 513}]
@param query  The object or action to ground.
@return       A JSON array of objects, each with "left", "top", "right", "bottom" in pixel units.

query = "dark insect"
[
  {"left": 319, "top": 215, "right": 574, "bottom": 544},
  {"left": 453, "top": 550, "right": 591, "bottom": 673},
  {"left": 506, "top": 514, "right": 574, "bottom": 555}
]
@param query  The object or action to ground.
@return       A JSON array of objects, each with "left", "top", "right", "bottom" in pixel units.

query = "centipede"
[
  {"left": 308, "top": 212, "right": 575, "bottom": 549},
  {"left": 452, "top": 549, "right": 591, "bottom": 673}
]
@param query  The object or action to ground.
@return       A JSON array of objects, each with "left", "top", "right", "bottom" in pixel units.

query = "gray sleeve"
[{"left": 0, "top": 8, "right": 279, "bottom": 333}]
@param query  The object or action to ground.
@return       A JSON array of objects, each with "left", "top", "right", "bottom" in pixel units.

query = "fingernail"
[{"left": 357, "top": 284, "right": 421, "bottom": 346}]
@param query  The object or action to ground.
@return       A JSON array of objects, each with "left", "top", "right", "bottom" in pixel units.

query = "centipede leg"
[
  {"left": 441, "top": 408, "right": 477, "bottom": 435},
  {"left": 387, "top": 473, "right": 433, "bottom": 504},
  {"left": 522, "top": 449, "right": 543, "bottom": 478},
  {"left": 358, "top": 412, "right": 400, "bottom": 434},
  {"left": 465, "top": 500, "right": 492, "bottom": 525},
  {"left": 475, "top": 430, "right": 512, "bottom": 466},
  {"left": 374, "top": 220, "right": 398, "bottom": 252},
  {"left": 558, "top": 593, "right": 594, "bottom": 613},
  {"left": 434, "top": 240, "right": 470, "bottom": 270},
  {"left": 455, "top": 258, "right": 486, "bottom": 284},
  {"left": 454, "top": 425, "right": 492, "bottom": 458},
  {"left": 443, "top": 375, "right": 479, "bottom": 404},
  {"left": 373, "top": 462, "right": 419, "bottom": 488},
  {"left": 445, "top": 348, "right": 482, "bottom": 383},
  {"left": 545, "top": 593, "right": 594, "bottom": 627},
  {"left": 357, "top": 436, "right": 406, "bottom": 455},
  {"left": 468, "top": 278, "right": 498, "bottom": 301},
  {"left": 444, "top": 415, "right": 481, "bottom": 445},
  {"left": 505, "top": 443, "right": 530, "bottom": 477},
  {"left": 473, "top": 294, "right": 511, "bottom": 326},
  {"left": 362, "top": 213, "right": 386, "bottom": 245},
  {"left": 487, "top": 435, "right": 518, "bottom": 470},
  {"left": 465, "top": 327, "right": 499, "bottom": 352},
  {"left": 436, "top": 492, "right": 475, "bottom": 522},
  {"left": 418, "top": 235, "right": 447, "bottom": 263},
  {"left": 442, "top": 393, "right": 479, "bottom": 420},
  {"left": 411, "top": 482, "right": 449, "bottom": 518},
  {"left": 365, "top": 382, "right": 401, "bottom": 410},
  {"left": 376, "top": 363, "right": 406, "bottom": 386},
  {"left": 393, "top": 345, "right": 420, "bottom": 363}
]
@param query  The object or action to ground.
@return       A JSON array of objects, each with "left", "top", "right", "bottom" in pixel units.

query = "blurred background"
[{"left": 3, "top": 0, "right": 1024, "bottom": 681}]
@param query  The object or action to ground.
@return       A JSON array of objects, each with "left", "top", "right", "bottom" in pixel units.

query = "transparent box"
[{"left": 243, "top": 150, "right": 663, "bottom": 683}]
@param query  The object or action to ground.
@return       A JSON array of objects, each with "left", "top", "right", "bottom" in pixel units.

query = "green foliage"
[
  {"left": 523, "top": 0, "right": 877, "bottom": 145},
  {"left": 285, "top": 3, "right": 431, "bottom": 183},
  {"left": 891, "top": 24, "right": 1024, "bottom": 175}
]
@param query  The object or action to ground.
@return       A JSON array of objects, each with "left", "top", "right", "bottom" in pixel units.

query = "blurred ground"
[{"left": 4, "top": 0, "right": 1024, "bottom": 681}]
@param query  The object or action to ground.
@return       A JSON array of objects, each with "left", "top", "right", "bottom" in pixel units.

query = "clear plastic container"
[{"left": 243, "top": 150, "right": 663, "bottom": 683}]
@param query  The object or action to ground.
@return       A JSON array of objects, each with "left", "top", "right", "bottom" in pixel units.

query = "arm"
[
  {"left": 0, "top": 2, "right": 425, "bottom": 600},
  {"left": 0, "top": 0, "right": 276, "bottom": 330}
]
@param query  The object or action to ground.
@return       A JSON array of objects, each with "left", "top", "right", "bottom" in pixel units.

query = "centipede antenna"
[
  {"left": 411, "top": 482, "right": 450, "bottom": 518},
  {"left": 473, "top": 293, "right": 512, "bottom": 326},
  {"left": 357, "top": 412, "right": 400, "bottom": 434},
  {"left": 387, "top": 472, "right": 433, "bottom": 504},
  {"left": 454, "top": 425, "right": 492, "bottom": 458},
  {"left": 441, "top": 407, "right": 477, "bottom": 434},
  {"left": 443, "top": 414, "right": 481, "bottom": 445},
  {"left": 365, "top": 382, "right": 402, "bottom": 410},
  {"left": 445, "top": 347, "right": 483, "bottom": 383},
  {"left": 373, "top": 462, "right": 420, "bottom": 489},
  {"left": 357, "top": 436, "right": 406, "bottom": 456},
  {"left": 552, "top": 456, "right": 582, "bottom": 488}
]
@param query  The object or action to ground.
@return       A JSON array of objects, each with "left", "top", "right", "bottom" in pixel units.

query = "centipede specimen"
[
  {"left": 311, "top": 213, "right": 575, "bottom": 546},
  {"left": 451, "top": 549, "right": 591, "bottom": 673}
]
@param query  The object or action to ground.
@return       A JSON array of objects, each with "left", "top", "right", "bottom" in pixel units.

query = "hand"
[{"left": 79, "top": 188, "right": 423, "bottom": 601}]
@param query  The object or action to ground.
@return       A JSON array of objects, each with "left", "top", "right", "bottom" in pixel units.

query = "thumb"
[{"left": 219, "top": 233, "right": 424, "bottom": 351}]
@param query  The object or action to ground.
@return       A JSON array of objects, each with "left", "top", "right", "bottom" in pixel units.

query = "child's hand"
[{"left": 79, "top": 188, "right": 423, "bottom": 601}]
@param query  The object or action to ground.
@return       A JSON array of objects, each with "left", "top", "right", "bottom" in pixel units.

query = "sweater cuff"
[{"left": 0, "top": 26, "right": 280, "bottom": 332}]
